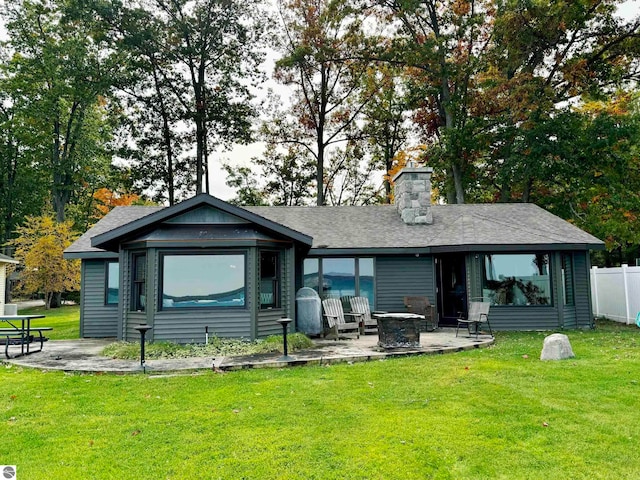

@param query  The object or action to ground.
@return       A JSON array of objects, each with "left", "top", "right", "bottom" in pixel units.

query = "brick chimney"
[{"left": 392, "top": 163, "right": 433, "bottom": 224}]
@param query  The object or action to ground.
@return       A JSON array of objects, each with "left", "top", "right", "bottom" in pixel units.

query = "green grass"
[
  {"left": 18, "top": 304, "right": 80, "bottom": 340},
  {"left": 2, "top": 320, "right": 640, "bottom": 479}
]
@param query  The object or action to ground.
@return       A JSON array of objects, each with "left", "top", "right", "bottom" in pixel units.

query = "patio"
[{"left": 2, "top": 328, "right": 494, "bottom": 373}]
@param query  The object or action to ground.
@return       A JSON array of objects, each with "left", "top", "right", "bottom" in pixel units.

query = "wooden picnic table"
[{"left": 0, "top": 314, "right": 52, "bottom": 359}]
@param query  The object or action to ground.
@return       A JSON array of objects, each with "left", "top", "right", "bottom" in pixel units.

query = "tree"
[
  {"left": 2, "top": 0, "right": 119, "bottom": 222},
  {"left": 273, "top": 0, "right": 374, "bottom": 205},
  {"left": 91, "top": 0, "right": 267, "bottom": 197},
  {"left": 223, "top": 143, "right": 316, "bottom": 206},
  {"left": 8, "top": 216, "right": 80, "bottom": 309},
  {"left": 361, "top": 65, "right": 412, "bottom": 202},
  {"left": 0, "top": 86, "right": 49, "bottom": 245},
  {"left": 222, "top": 165, "right": 267, "bottom": 206},
  {"left": 374, "top": 0, "right": 640, "bottom": 203}
]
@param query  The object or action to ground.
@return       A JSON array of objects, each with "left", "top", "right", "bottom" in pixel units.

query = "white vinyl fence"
[{"left": 591, "top": 264, "right": 640, "bottom": 324}]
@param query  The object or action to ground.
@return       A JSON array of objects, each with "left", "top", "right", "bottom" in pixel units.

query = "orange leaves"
[
  {"left": 92, "top": 188, "right": 140, "bottom": 220},
  {"left": 452, "top": 0, "right": 471, "bottom": 17},
  {"left": 385, "top": 146, "right": 428, "bottom": 202}
]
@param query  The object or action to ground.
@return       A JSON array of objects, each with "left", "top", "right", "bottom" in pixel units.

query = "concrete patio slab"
[{"left": 2, "top": 329, "right": 494, "bottom": 374}]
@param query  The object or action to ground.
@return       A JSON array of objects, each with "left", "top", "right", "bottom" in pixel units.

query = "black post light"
[
  {"left": 134, "top": 324, "right": 153, "bottom": 373},
  {"left": 275, "top": 317, "right": 294, "bottom": 362}
]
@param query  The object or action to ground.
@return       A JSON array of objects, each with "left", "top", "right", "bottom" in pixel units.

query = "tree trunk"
[
  {"left": 49, "top": 292, "right": 62, "bottom": 309},
  {"left": 452, "top": 163, "right": 465, "bottom": 204},
  {"left": 152, "top": 61, "right": 175, "bottom": 205}
]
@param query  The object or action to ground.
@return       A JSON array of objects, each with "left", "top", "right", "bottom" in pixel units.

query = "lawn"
[
  {"left": 19, "top": 304, "right": 80, "bottom": 340},
  {"left": 2, "top": 321, "right": 640, "bottom": 479}
]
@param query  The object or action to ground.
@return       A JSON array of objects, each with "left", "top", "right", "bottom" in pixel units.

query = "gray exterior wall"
[
  {"left": 467, "top": 251, "right": 594, "bottom": 330},
  {"left": 573, "top": 251, "right": 594, "bottom": 328},
  {"left": 80, "top": 260, "right": 119, "bottom": 338},
  {"left": 375, "top": 256, "right": 436, "bottom": 312},
  {"left": 561, "top": 252, "right": 577, "bottom": 329}
]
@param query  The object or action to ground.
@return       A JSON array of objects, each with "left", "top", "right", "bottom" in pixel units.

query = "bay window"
[{"left": 161, "top": 253, "right": 245, "bottom": 309}]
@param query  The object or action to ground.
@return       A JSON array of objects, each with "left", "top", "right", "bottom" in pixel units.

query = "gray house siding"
[
  {"left": 573, "top": 251, "right": 593, "bottom": 328},
  {"left": 80, "top": 260, "right": 118, "bottom": 338},
  {"left": 154, "top": 310, "right": 251, "bottom": 342},
  {"left": 563, "top": 306, "right": 577, "bottom": 329},
  {"left": 375, "top": 256, "right": 435, "bottom": 312},
  {"left": 561, "top": 252, "right": 577, "bottom": 329},
  {"left": 485, "top": 306, "right": 560, "bottom": 330}
]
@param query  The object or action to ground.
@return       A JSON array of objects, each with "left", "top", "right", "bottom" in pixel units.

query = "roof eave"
[
  {"left": 91, "top": 195, "right": 313, "bottom": 251},
  {"left": 308, "top": 242, "right": 604, "bottom": 256},
  {"left": 63, "top": 251, "right": 119, "bottom": 260}
]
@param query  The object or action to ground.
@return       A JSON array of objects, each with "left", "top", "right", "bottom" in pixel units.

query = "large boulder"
[{"left": 540, "top": 333, "right": 575, "bottom": 361}]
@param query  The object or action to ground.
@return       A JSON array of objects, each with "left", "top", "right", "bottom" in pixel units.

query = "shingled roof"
[{"left": 64, "top": 197, "right": 603, "bottom": 258}]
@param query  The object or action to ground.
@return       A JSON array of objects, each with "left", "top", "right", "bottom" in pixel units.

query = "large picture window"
[
  {"left": 161, "top": 253, "right": 245, "bottom": 309},
  {"left": 105, "top": 261, "right": 119, "bottom": 305},
  {"left": 482, "top": 254, "right": 551, "bottom": 305},
  {"left": 260, "top": 251, "right": 280, "bottom": 309},
  {"left": 303, "top": 257, "right": 375, "bottom": 309}
]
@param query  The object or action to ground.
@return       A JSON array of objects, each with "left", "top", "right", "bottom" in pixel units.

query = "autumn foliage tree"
[
  {"left": 9, "top": 216, "right": 80, "bottom": 309},
  {"left": 91, "top": 187, "right": 142, "bottom": 222}
]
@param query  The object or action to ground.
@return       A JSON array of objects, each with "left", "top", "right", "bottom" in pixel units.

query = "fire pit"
[{"left": 374, "top": 313, "right": 423, "bottom": 348}]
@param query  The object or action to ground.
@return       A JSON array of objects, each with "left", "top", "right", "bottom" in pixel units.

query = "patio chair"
[
  {"left": 403, "top": 296, "right": 438, "bottom": 332},
  {"left": 456, "top": 301, "right": 492, "bottom": 339},
  {"left": 340, "top": 295, "right": 356, "bottom": 312},
  {"left": 322, "top": 298, "right": 361, "bottom": 340},
  {"left": 349, "top": 296, "right": 378, "bottom": 334}
]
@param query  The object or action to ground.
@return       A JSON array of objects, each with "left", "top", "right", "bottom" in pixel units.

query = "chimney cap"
[{"left": 391, "top": 165, "right": 433, "bottom": 183}]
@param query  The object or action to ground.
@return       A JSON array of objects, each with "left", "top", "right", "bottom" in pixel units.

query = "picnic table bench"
[{"left": 0, "top": 315, "right": 52, "bottom": 359}]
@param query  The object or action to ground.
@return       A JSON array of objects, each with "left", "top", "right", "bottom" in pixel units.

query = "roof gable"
[
  {"left": 164, "top": 205, "right": 246, "bottom": 225},
  {"left": 90, "top": 194, "right": 313, "bottom": 252}
]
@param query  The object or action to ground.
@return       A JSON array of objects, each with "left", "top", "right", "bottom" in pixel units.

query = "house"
[
  {"left": 0, "top": 253, "right": 19, "bottom": 315},
  {"left": 64, "top": 165, "right": 604, "bottom": 343}
]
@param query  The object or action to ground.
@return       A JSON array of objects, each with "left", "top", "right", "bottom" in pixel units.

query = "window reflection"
[
  {"left": 260, "top": 251, "right": 280, "bottom": 309},
  {"left": 303, "top": 257, "right": 375, "bottom": 309},
  {"left": 132, "top": 253, "right": 146, "bottom": 311},
  {"left": 303, "top": 258, "right": 319, "bottom": 291},
  {"left": 162, "top": 254, "right": 245, "bottom": 308},
  {"left": 106, "top": 261, "right": 119, "bottom": 305},
  {"left": 322, "top": 258, "right": 355, "bottom": 298},
  {"left": 482, "top": 254, "right": 551, "bottom": 305},
  {"left": 358, "top": 258, "right": 374, "bottom": 308}
]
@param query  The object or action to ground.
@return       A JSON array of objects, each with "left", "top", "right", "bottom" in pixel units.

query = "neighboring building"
[
  {"left": 64, "top": 166, "right": 604, "bottom": 343},
  {"left": 0, "top": 253, "right": 19, "bottom": 315}
]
